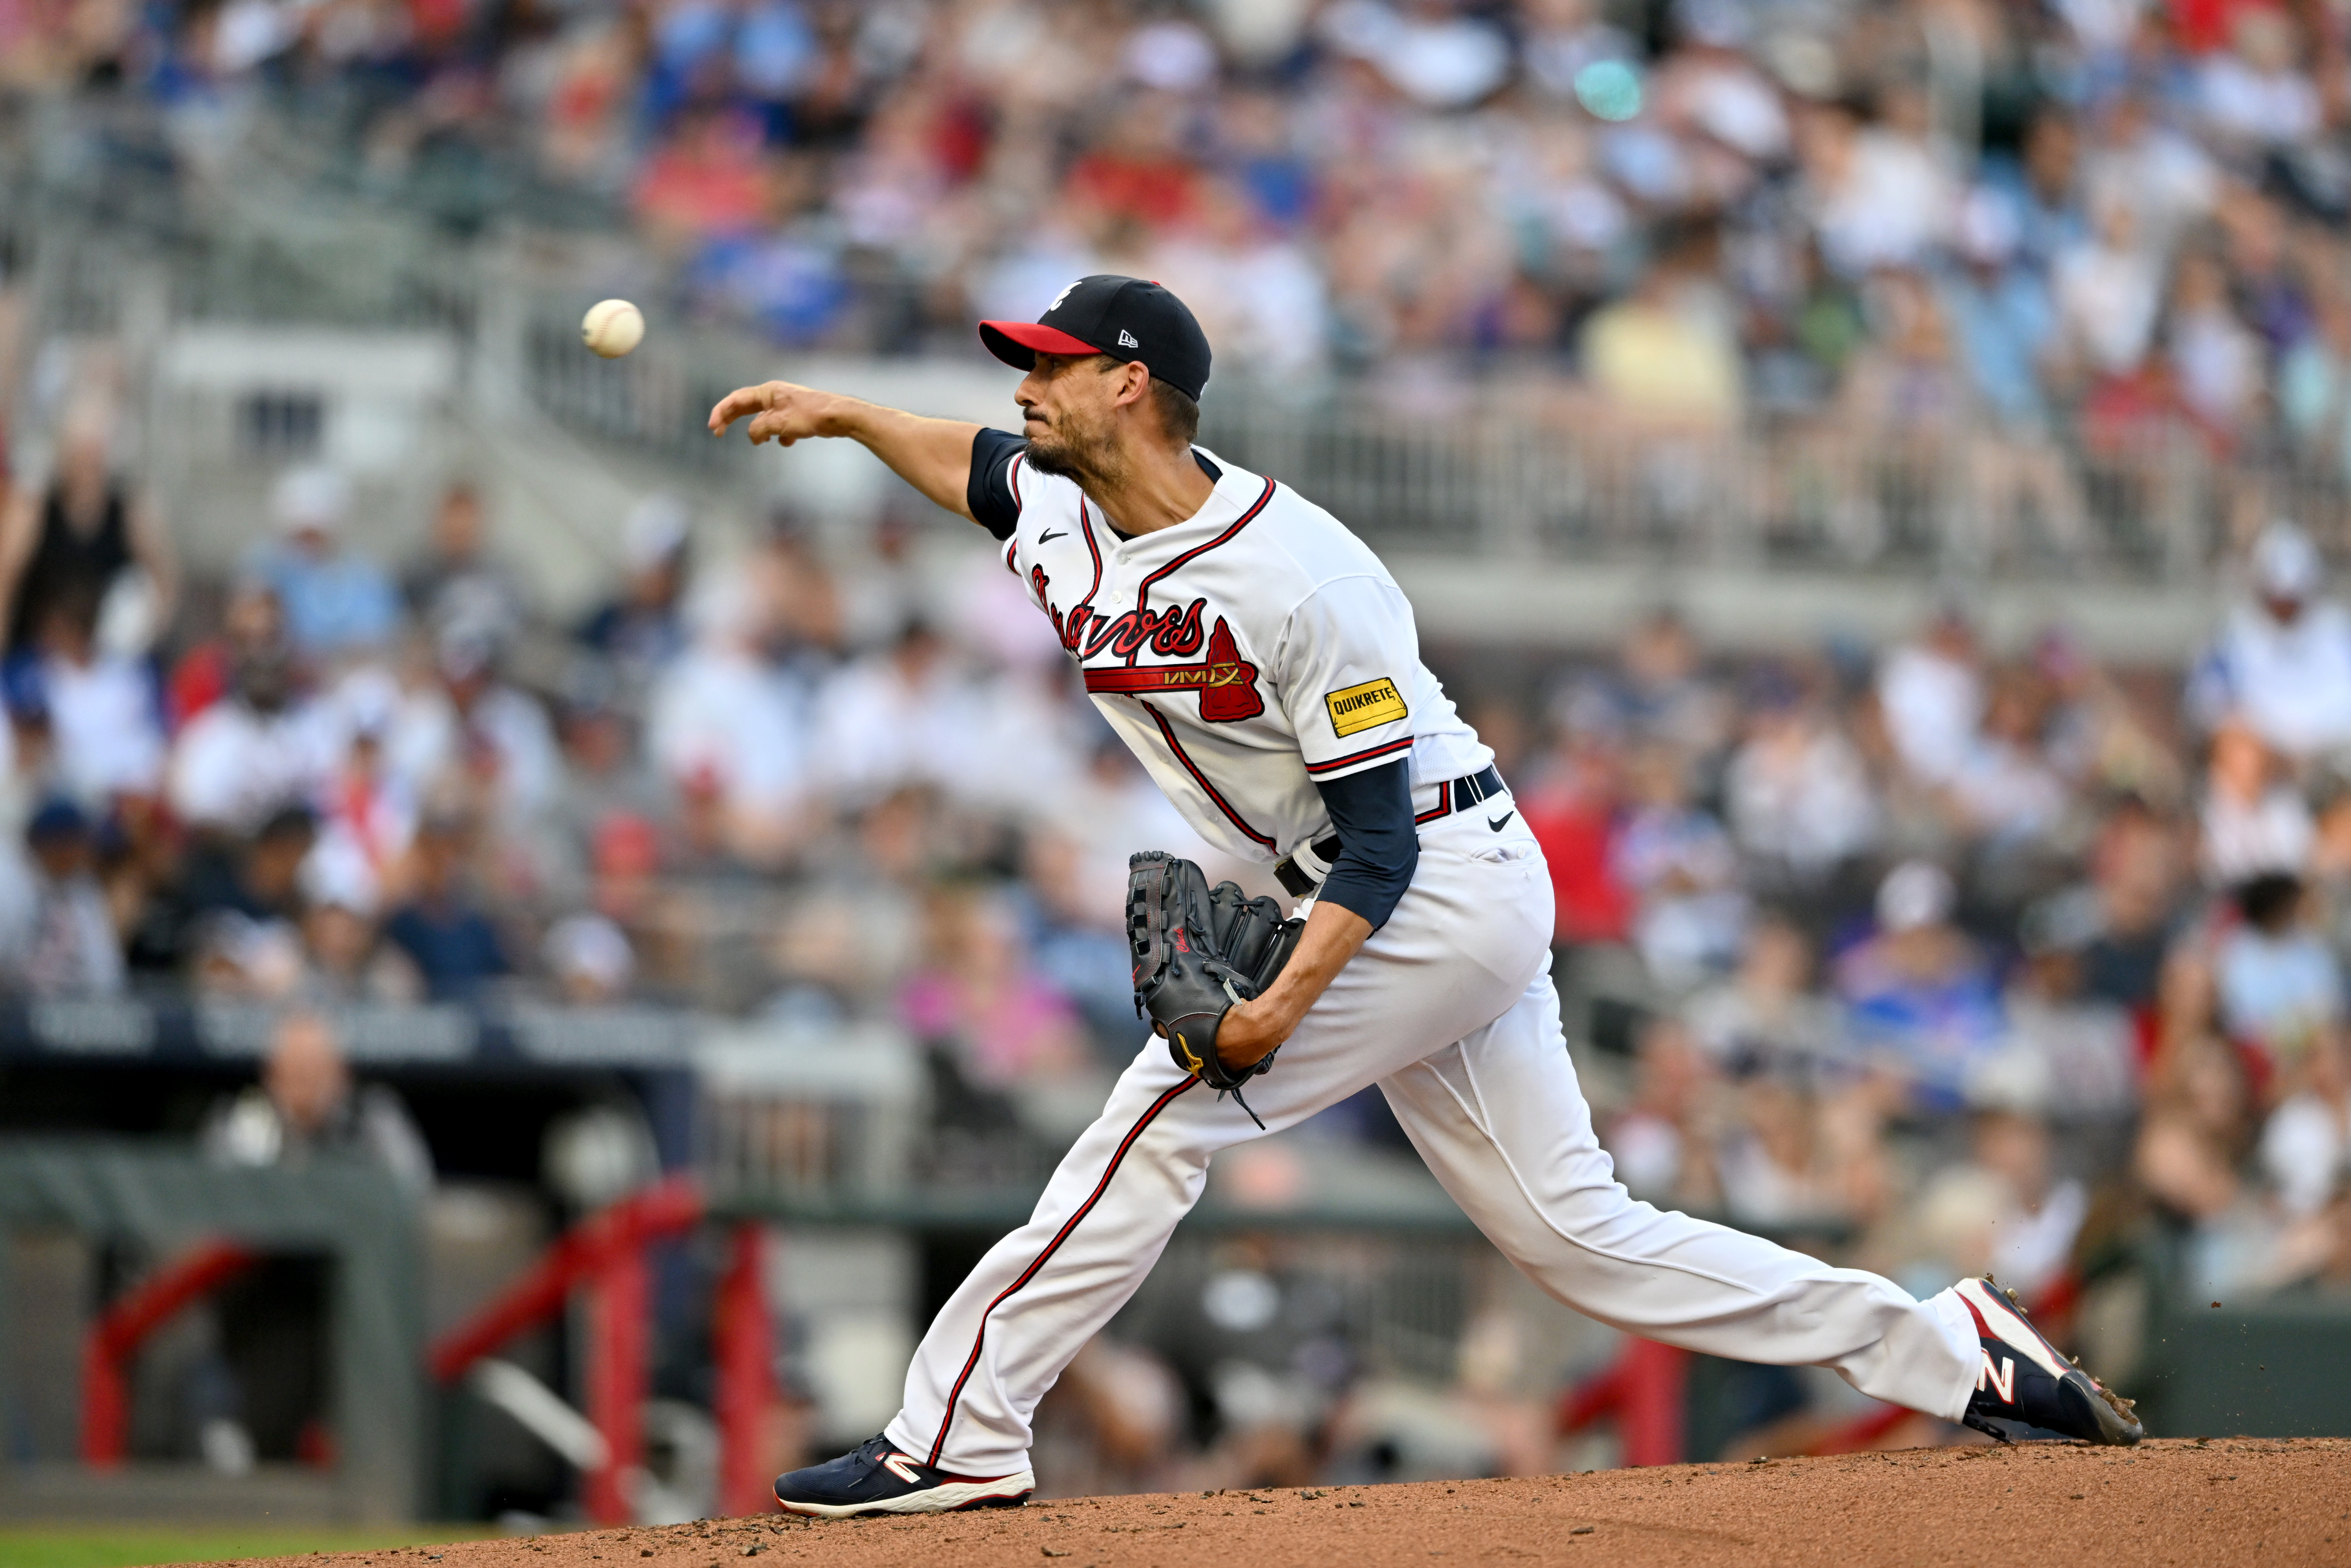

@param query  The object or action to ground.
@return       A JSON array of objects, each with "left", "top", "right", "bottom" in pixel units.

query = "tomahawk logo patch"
[
  {"left": 1325, "top": 677, "right": 1408, "bottom": 737},
  {"left": 1083, "top": 618, "right": 1264, "bottom": 721}
]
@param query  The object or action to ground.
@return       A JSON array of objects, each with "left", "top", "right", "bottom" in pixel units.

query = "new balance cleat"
[
  {"left": 1954, "top": 1274, "right": 2142, "bottom": 1446},
  {"left": 772, "top": 1435, "right": 1035, "bottom": 1518}
]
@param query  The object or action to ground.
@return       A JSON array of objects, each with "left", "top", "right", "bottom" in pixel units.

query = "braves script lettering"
[{"left": 1030, "top": 568, "right": 1262, "bottom": 721}]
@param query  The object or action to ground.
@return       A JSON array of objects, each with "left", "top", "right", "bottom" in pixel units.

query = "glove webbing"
[{"left": 1133, "top": 855, "right": 1166, "bottom": 1011}]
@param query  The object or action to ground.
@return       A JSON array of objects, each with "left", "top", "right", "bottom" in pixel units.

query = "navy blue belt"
[{"left": 1275, "top": 764, "right": 1505, "bottom": 898}]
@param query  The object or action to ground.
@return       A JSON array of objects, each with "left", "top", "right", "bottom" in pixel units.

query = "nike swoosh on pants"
[{"left": 1487, "top": 811, "right": 1514, "bottom": 831}]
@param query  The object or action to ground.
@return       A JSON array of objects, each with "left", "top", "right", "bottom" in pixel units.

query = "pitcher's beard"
[{"left": 1023, "top": 419, "right": 1123, "bottom": 488}]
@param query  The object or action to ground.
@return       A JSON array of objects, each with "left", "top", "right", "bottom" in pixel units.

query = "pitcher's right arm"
[{"left": 708, "top": 382, "right": 983, "bottom": 524}]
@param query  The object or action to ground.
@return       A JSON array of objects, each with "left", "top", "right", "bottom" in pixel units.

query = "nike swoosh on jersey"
[
  {"left": 1487, "top": 811, "right": 1515, "bottom": 831},
  {"left": 1039, "top": 529, "right": 1067, "bottom": 543}
]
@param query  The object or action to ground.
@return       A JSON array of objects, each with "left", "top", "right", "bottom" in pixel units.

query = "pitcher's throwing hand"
[{"left": 706, "top": 380, "right": 854, "bottom": 446}]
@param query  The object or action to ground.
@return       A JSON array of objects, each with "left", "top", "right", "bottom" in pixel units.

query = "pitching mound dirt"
[{"left": 199, "top": 1438, "right": 2347, "bottom": 1568}]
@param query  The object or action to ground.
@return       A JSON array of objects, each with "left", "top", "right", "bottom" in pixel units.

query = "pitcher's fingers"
[{"left": 707, "top": 384, "right": 771, "bottom": 435}]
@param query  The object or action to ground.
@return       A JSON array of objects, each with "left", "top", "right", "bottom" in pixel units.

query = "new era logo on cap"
[{"left": 977, "top": 276, "right": 1212, "bottom": 402}]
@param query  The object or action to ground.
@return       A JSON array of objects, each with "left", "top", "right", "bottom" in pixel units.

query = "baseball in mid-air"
[{"left": 581, "top": 298, "right": 644, "bottom": 358}]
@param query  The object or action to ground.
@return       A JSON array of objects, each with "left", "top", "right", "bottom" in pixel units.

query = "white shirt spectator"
[
  {"left": 384, "top": 672, "right": 562, "bottom": 824},
  {"left": 1877, "top": 639, "right": 1983, "bottom": 786},
  {"left": 1949, "top": 736, "right": 2069, "bottom": 845},
  {"left": 1725, "top": 710, "right": 1879, "bottom": 875},
  {"left": 647, "top": 637, "right": 810, "bottom": 817},
  {"left": 2198, "top": 26, "right": 2320, "bottom": 149},
  {"left": 1321, "top": 0, "right": 1510, "bottom": 109},
  {"left": 171, "top": 695, "right": 335, "bottom": 834},
  {"left": 2215, "top": 921, "right": 2342, "bottom": 1052},
  {"left": 2260, "top": 1087, "right": 2348, "bottom": 1218},
  {"left": 0, "top": 865, "right": 123, "bottom": 996},
  {"left": 1986, "top": 1177, "right": 2089, "bottom": 1298},
  {"left": 43, "top": 652, "right": 164, "bottom": 804},
  {"left": 2197, "top": 601, "right": 2351, "bottom": 759},
  {"left": 2054, "top": 226, "right": 2162, "bottom": 375},
  {"left": 2201, "top": 784, "right": 2313, "bottom": 884},
  {"left": 1816, "top": 127, "right": 1956, "bottom": 275},
  {"left": 811, "top": 639, "right": 982, "bottom": 807}
]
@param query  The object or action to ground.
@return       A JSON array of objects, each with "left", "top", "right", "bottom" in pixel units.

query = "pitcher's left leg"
[{"left": 1380, "top": 971, "right": 1981, "bottom": 1423}]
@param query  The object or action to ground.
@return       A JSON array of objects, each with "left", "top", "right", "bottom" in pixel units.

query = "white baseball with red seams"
[{"left": 876, "top": 447, "right": 1984, "bottom": 1479}]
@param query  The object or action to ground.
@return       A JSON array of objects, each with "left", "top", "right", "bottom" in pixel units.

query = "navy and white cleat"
[
  {"left": 1955, "top": 1275, "right": 2142, "bottom": 1446},
  {"left": 772, "top": 1435, "right": 1035, "bottom": 1518}
]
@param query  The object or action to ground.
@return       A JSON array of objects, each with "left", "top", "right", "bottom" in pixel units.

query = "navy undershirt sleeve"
[
  {"left": 1312, "top": 758, "right": 1417, "bottom": 930},
  {"left": 967, "top": 427, "right": 1027, "bottom": 540}
]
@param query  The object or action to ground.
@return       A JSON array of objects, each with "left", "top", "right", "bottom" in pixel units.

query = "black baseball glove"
[{"left": 1126, "top": 850, "right": 1303, "bottom": 1125}]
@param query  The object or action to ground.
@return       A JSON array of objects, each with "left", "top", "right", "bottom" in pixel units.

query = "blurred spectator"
[
  {"left": 169, "top": 635, "right": 326, "bottom": 836},
  {"left": 1580, "top": 239, "right": 1742, "bottom": 434},
  {"left": 1944, "top": 667, "right": 2067, "bottom": 853},
  {"left": 2260, "top": 1035, "right": 2349, "bottom": 1220},
  {"left": 2004, "top": 901, "right": 2140, "bottom": 1123},
  {"left": 0, "top": 798, "right": 124, "bottom": 996},
  {"left": 648, "top": 569, "right": 811, "bottom": 861},
  {"left": 579, "top": 494, "right": 691, "bottom": 687},
  {"left": 298, "top": 837, "right": 422, "bottom": 1004},
  {"left": 1612, "top": 742, "right": 1745, "bottom": 989},
  {"left": 1909, "top": 1059, "right": 2083, "bottom": 1298},
  {"left": 382, "top": 810, "right": 511, "bottom": 1000},
  {"left": 1836, "top": 861, "right": 2006, "bottom": 1108},
  {"left": 2214, "top": 873, "right": 2342, "bottom": 1073},
  {"left": 404, "top": 481, "right": 527, "bottom": 644},
  {"left": 195, "top": 1010, "right": 433, "bottom": 1474},
  {"left": 18, "top": 583, "right": 165, "bottom": 808},
  {"left": 385, "top": 626, "right": 562, "bottom": 834},
  {"left": 245, "top": 468, "right": 401, "bottom": 661},
  {"left": 813, "top": 620, "right": 981, "bottom": 807},
  {"left": 1521, "top": 723, "right": 1631, "bottom": 948},
  {"left": 1606, "top": 1015, "right": 1721, "bottom": 1212},
  {"left": 899, "top": 882, "right": 1086, "bottom": 1093},
  {"left": 1723, "top": 679, "right": 1879, "bottom": 891},
  {"left": 1715, "top": 1070, "right": 1885, "bottom": 1232},
  {"left": 1877, "top": 611, "right": 1982, "bottom": 788},
  {"left": 184, "top": 805, "right": 318, "bottom": 997},
  {"left": 1682, "top": 917, "right": 1836, "bottom": 1075},
  {"left": 2199, "top": 719, "right": 2312, "bottom": 885},
  {"left": 2188, "top": 523, "right": 2351, "bottom": 759},
  {"left": 0, "top": 403, "right": 174, "bottom": 655},
  {"left": 169, "top": 579, "right": 286, "bottom": 728},
  {"left": 2137, "top": 1085, "right": 2340, "bottom": 1301},
  {"left": 545, "top": 911, "right": 635, "bottom": 1005},
  {"left": 203, "top": 1010, "right": 433, "bottom": 1190}
]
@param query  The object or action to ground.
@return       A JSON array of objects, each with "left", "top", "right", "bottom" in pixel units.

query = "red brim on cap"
[{"left": 978, "top": 318, "right": 1106, "bottom": 370}]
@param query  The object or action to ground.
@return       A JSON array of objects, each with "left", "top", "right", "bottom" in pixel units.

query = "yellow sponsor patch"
[{"left": 1325, "top": 676, "right": 1409, "bottom": 738}]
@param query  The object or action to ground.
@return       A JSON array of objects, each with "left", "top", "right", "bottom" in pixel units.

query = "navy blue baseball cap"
[{"left": 979, "top": 275, "right": 1212, "bottom": 402}]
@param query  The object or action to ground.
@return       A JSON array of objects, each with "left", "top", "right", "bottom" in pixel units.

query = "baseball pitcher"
[{"left": 707, "top": 276, "right": 2139, "bottom": 1518}]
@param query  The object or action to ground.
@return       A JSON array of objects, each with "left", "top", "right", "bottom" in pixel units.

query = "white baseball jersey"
[{"left": 985, "top": 445, "right": 1492, "bottom": 863}]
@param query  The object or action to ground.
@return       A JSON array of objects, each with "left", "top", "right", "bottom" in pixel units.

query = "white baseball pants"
[{"left": 883, "top": 805, "right": 1980, "bottom": 1475}]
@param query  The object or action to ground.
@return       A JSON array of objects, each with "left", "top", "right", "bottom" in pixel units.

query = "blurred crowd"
[
  {"left": 24, "top": 0, "right": 2351, "bottom": 500},
  {"left": 2, "top": 381, "right": 2347, "bottom": 1333}
]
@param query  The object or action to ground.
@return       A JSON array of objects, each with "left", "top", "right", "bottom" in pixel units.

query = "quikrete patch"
[{"left": 1325, "top": 677, "right": 1408, "bottom": 737}]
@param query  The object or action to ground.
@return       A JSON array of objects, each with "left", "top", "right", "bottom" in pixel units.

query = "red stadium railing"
[
  {"left": 427, "top": 1175, "right": 777, "bottom": 1523},
  {"left": 81, "top": 1239, "right": 259, "bottom": 1467}
]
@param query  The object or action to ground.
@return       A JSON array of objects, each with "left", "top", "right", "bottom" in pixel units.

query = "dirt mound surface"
[{"left": 200, "top": 1438, "right": 2347, "bottom": 1568}]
